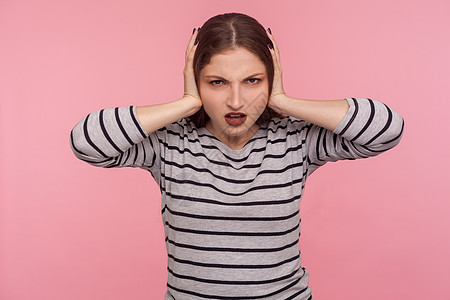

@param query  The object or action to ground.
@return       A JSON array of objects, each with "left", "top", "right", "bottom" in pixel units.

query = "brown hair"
[{"left": 188, "top": 12, "right": 283, "bottom": 127}]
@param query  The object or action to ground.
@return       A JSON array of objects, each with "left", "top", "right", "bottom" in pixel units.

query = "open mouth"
[{"left": 225, "top": 113, "right": 247, "bottom": 126}]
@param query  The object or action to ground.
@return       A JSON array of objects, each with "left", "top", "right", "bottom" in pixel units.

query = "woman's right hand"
[
  {"left": 183, "top": 28, "right": 203, "bottom": 112},
  {"left": 136, "top": 28, "right": 203, "bottom": 134}
]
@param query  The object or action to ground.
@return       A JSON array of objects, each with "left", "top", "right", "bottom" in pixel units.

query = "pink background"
[{"left": 1, "top": 0, "right": 449, "bottom": 299}]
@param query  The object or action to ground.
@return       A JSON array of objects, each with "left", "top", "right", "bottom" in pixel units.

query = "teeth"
[{"left": 228, "top": 114, "right": 243, "bottom": 118}]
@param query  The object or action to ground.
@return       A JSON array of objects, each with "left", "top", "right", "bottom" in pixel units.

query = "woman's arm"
[
  {"left": 268, "top": 94, "right": 350, "bottom": 131},
  {"left": 70, "top": 96, "right": 201, "bottom": 169},
  {"left": 136, "top": 27, "right": 203, "bottom": 134},
  {"left": 70, "top": 105, "right": 152, "bottom": 168},
  {"left": 273, "top": 95, "right": 404, "bottom": 152},
  {"left": 293, "top": 97, "right": 405, "bottom": 175},
  {"left": 70, "top": 28, "right": 203, "bottom": 169},
  {"left": 135, "top": 96, "right": 201, "bottom": 135},
  {"left": 265, "top": 29, "right": 404, "bottom": 174}
]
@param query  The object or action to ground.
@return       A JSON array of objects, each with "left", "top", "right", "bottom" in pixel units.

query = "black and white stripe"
[{"left": 70, "top": 98, "right": 404, "bottom": 299}]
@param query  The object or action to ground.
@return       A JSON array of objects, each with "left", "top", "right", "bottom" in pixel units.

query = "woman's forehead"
[
  {"left": 201, "top": 48, "right": 266, "bottom": 78},
  {"left": 209, "top": 47, "right": 260, "bottom": 64}
]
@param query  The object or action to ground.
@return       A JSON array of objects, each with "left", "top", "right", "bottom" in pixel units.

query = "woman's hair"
[{"left": 188, "top": 12, "right": 283, "bottom": 127}]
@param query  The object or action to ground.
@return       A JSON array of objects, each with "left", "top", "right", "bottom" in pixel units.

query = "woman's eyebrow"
[{"left": 204, "top": 73, "right": 265, "bottom": 80}]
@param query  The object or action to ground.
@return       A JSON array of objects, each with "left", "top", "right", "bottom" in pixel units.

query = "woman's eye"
[
  {"left": 209, "top": 78, "right": 261, "bottom": 86},
  {"left": 247, "top": 78, "right": 261, "bottom": 84}
]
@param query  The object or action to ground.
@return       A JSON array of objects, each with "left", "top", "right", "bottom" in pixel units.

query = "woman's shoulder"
[
  {"left": 262, "top": 116, "right": 308, "bottom": 132},
  {"left": 256, "top": 116, "right": 310, "bottom": 147},
  {"left": 156, "top": 118, "right": 200, "bottom": 138}
]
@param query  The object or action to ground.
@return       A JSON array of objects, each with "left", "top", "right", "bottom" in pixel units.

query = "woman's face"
[{"left": 198, "top": 47, "right": 269, "bottom": 149}]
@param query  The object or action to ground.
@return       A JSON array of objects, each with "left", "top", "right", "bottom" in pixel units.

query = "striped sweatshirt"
[{"left": 70, "top": 97, "right": 404, "bottom": 299}]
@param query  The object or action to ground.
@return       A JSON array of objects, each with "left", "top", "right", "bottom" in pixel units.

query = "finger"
[
  {"left": 186, "top": 27, "right": 200, "bottom": 59},
  {"left": 265, "top": 29, "right": 279, "bottom": 62},
  {"left": 266, "top": 29, "right": 282, "bottom": 71},
  {"left": 265, "top": 28, "right": 279, "bottom": 54},
  {"left": 265, "top": 29, "right": 284, "bottom": 97}
]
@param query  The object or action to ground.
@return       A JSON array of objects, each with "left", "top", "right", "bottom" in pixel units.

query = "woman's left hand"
[{"left": 266, "top": 28, "right": 287, "bottom": 114}]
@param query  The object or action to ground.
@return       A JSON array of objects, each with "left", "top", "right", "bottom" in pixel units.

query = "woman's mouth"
[{"left": 224, "top": 113, "right": 247, "bottom": 126}]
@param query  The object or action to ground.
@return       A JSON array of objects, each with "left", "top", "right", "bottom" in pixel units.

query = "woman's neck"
[{"left": 205, "top": 122, "right": 260, "bottom": 150}]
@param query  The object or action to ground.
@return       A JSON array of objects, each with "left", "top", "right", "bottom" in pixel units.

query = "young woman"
[{"left": 70, "top": 12, "right": 404, "bottom": 300}]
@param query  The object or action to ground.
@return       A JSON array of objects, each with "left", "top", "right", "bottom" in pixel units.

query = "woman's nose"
[{"left": 226, "top": 88, "right": 244, "bottom": 110}]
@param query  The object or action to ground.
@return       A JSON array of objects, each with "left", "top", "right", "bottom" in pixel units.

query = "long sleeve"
[
  {"left": 304, "top": 97, "right": 404, "bottom": 175},
  {"left": 69, "top": 105, "right": 159, "bottom": 170}
]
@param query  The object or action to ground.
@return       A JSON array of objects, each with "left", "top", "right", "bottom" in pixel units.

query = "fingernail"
[
  {"left": 268, "top": 27, "right": 272, "bottom": 34},
  {"left": 267, "top": 43, "right": 273, "bottom": 50},
  {"left": 194, "top": 38, "right": 198, "bottom": 45},
  {"left": 198, "top": 27, "right": 201, "bottom": 31},
  {"left": 192, "top": 28, "right": 196, "bottom": 34}
]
